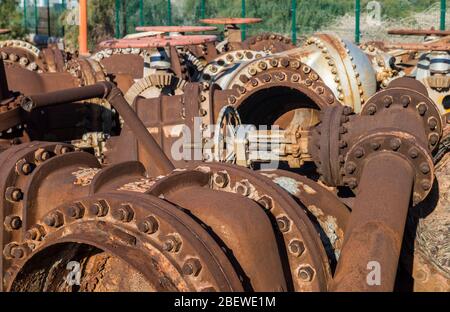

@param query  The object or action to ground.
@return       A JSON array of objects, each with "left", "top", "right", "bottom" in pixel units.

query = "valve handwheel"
[
  {"left": 99, "top": 35, "right": 218, "bottom": 49},
  {"left": 136, "top": 26, "right": 217, "bottom": 33},
  {"left": 200, "top": 17, "right": 262, "bottom": 26}
]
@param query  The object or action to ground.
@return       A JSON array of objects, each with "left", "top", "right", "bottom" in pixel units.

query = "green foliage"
[
  {"left": 58, "top": 0, "right": 447, "bottom": 50},
  {"left": 0, "top": 0, "right": 26, "bottom": 39}
]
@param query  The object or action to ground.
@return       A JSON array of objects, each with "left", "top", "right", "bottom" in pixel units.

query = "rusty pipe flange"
[
  {"left": 4, "top": 192, "right": 243, "bottom": 292},
  {"left": 200, "top": 49, "right": 269, "bottom": 82},
  {"left": 124, "top": 73, "right": 187, "bottom": 104},
  {"left": 260, "top": 169, "right": 350, "bottom": 264},
  {"left": 361, "top": 87, "right": 443, "bottom": 152},
  {"left": 0, "top": 40, "right": 45, "bottom": 73},
  {"left": 191, "top": 163, "right": 332, "bottom": 291},
  {"left": 65, "top": 58, "right": 108, "bottom": 87},
  {"left": 309, "top": 104, "right": 353, "bottom": 187},
  {"left": 343, "top": 131, "right": 434, "bottom": 205},
  {"left": 136, "top": 26, "right": 218, "bottom": 33},
  {"left": 224, "top": 56, "right": 338, "bottom": 111},
  {"left": 91, "top": 47, "right": 148, "bottom": 62},
  {"left": 242, "top": 33, "right": 296, "bottom": 54},
  {"left": 99, "top": 35, "right": 218, "bottom": 49},
  {"left": 0, "top": 40, "right": 40, "bottom": 59}
]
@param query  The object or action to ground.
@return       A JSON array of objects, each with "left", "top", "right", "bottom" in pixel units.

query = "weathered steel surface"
[
  {"left": 99, "top": 35, "right": 218, "bottom": 49},
  {"left": 136, "top": 26, "right": 217, "bottom": 33},
  {"left": 388, "top": 29, "right": 450, "bottom": 36},
  {"left": 0, "top": 25, "right": 449, "bottom": 293},
  {"left": 200, "top": 18, "right": 263, "bottom": 25}
]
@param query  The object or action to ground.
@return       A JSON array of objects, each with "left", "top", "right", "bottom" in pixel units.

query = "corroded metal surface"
[
  {"left": 136, "top": 26, "right": 217, "bottom": 33},
  {"left": 99, "top": 35, "right": 218, "bottom": 49},
  {"left": 200, "top": 18, "right": 263, "bottom": 25},
  {"left": 0, "top": 25, "right": 449, "bottom": 293}
]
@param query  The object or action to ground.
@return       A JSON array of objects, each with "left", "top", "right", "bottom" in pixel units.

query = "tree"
[{"left": 0, "top": 0, "right": 26, "bottom": 39}]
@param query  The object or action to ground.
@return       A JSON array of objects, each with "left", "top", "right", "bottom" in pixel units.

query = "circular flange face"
[
  {"left": 136, "top": 26, "right": 217, "bottom": 33},
  {"left": 361, "top": 87, "right": 443, "bottom": 152},
  {"left": 5, "top": 192, "right": 243, "bottom": 292},
  {"left": 99, "top": 35, "right": 217, "bottom": 49},
  {"left": 200, "top": 18, "right": 263, "bottom": 25},
  {"left": 344, "top": 131, "right": 434, "bottom": 205}
]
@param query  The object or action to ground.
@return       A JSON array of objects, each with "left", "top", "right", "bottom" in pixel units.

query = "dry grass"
[{"left": 320, "top": 2, "right": 450, "bottom": 43}]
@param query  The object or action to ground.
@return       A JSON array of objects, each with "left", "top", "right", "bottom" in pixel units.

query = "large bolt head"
[
  {"left": 298, "top": 265, "right": 315, "bottom": 282},
  {"left": 420, "top": 163, "right": 430, "bottom": 174},
  {"left": 6, "top": 187, "right": 23, "bottom": 202},
  {"left": 65, "top": 204, "right": 84, "bottom": 219},
  {"left": 113, "top": 204, "right": 134, "bottom": 222},
  {"left": 277, "top": 216, "right": 291, "bottom": 233},
  {"left": 289, "top": 240, "right": 305, "bottom": 257},
  {"left": 5, "top": 215, "right": 22, "bottom": 230},
  {"left": 137, "top": 216, "right": 159, "bottom": 234},
  {"left": 235, "top": 181, "right": 251, "bottom": 197},
  {"left": 400, "top": 95, "right": 411, "bottom": 107},
  {"left": 347, "top": 178, "right": 358, "bottom": 189},
  {"left": 383, "top": 96, "right": 393, "bottom": 107},
  {"left": 89, "top": 200, "right": 109, "bottom": 217},
  {"left": 367, "top": 105, "right": 377, "bottom": 115},
  {"left": 214, "top": 171, "right": 229, "bottom": 188},
  {"left": 44, "top": 211, "right": 64, "bottom": 228},
  {"left": 345, "top": 162, "right": 357, "bottom": 175},
  {"left": 11, "top": 246, "right": 24, "bottom": 259},
  {"left": 163, "top": 235, "right": 181, "bottom": 253},
  {"left": 25, "top": 225, "right": 46, "bottom": 241},
  {"left": 421, "top": 179, "right": 432, "bottom": 191},
  {"left": 390, "top": 138, "right": 402, "bottom": 151},
  {"left": 182, "top": 258, "right": 202, "bottom": 277},
  {"left": 417, "top": 103, "right": 428, "bottom": 116},
  {"left": 408, "top": 147, "right": 419, "bottom": 159},
  {"left": 257, "top": 195, "right": 273, "bottom": 210}
]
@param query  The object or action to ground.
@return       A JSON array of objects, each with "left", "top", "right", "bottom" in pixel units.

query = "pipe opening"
[{"left": 11, "top": 242, "right": 155, "bottom": 292}]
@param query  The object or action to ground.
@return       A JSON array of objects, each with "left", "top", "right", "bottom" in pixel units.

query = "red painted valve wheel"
[
  {"left": 135, "top": 26, "right": 217, "bottom": 33},
  {"left": 99, "top": 35, "right": 218, "bottom": 49},
  {"left": 200, "top": 17, "right": 263, "bottom": 25}
]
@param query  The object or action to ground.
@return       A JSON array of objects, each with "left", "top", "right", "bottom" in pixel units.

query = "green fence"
[
  {"left": 2, "top": 0, "right": 448, "bottom": 48},
  {"left": 21, "top": 0, "right": 67, "bottom": 37}
]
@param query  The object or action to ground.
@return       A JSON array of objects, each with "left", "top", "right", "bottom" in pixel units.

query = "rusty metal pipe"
[
  {"left": 20, "top": 82, "right": 175, "bottom": 175},
  {"left": 105, "top": 87, "right": 175, "bottom": 175},
  {"left": 21, "top": 83, "right": 111, "bottom": 110},
  {"left": 331, "top": 153, "right": 414, "bottom": 291}
]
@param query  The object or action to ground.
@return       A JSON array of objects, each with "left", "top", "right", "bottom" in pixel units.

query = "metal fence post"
[
  {"left": 241, "top": 0, "right": 246, "bottom": 41},
  {"left": 115, "top": 0, "right": 120, "bottom": 38},
  {"left": 291, "top": 0, "right": 297, "bottom": 45},
  {"left": 355, "top": 0, "right": 361, "bottom": 44},
  {"left": 79, "top": 0, "right": 88, "bottom": 55},
  {"left": 201, "top": 0, "right": 205, "bottom": 19},
  {"left": 167, "top": 0, "right": 172, "bottom": 26},
  {"left": 61, "top": 0, "right": 66, "bottom": 37},
  {"left": 139, "top": 0, "right": 144, "bottom": 26},
  {"left": 23, "top": 0, "right": 27, "bottom": 31},
  {"left": 46, "top": 0, "right": 51, "bottom": 37},
  {"left": 34, "top": 0, "right": 38, "bottom": 35},
  {"left": 441, "top": 0, "right": 447, "bottom": 30}
]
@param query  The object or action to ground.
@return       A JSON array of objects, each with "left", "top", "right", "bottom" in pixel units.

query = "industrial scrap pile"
[{"left": 0, "top": 20, "right": 449, "bottom": 292}]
